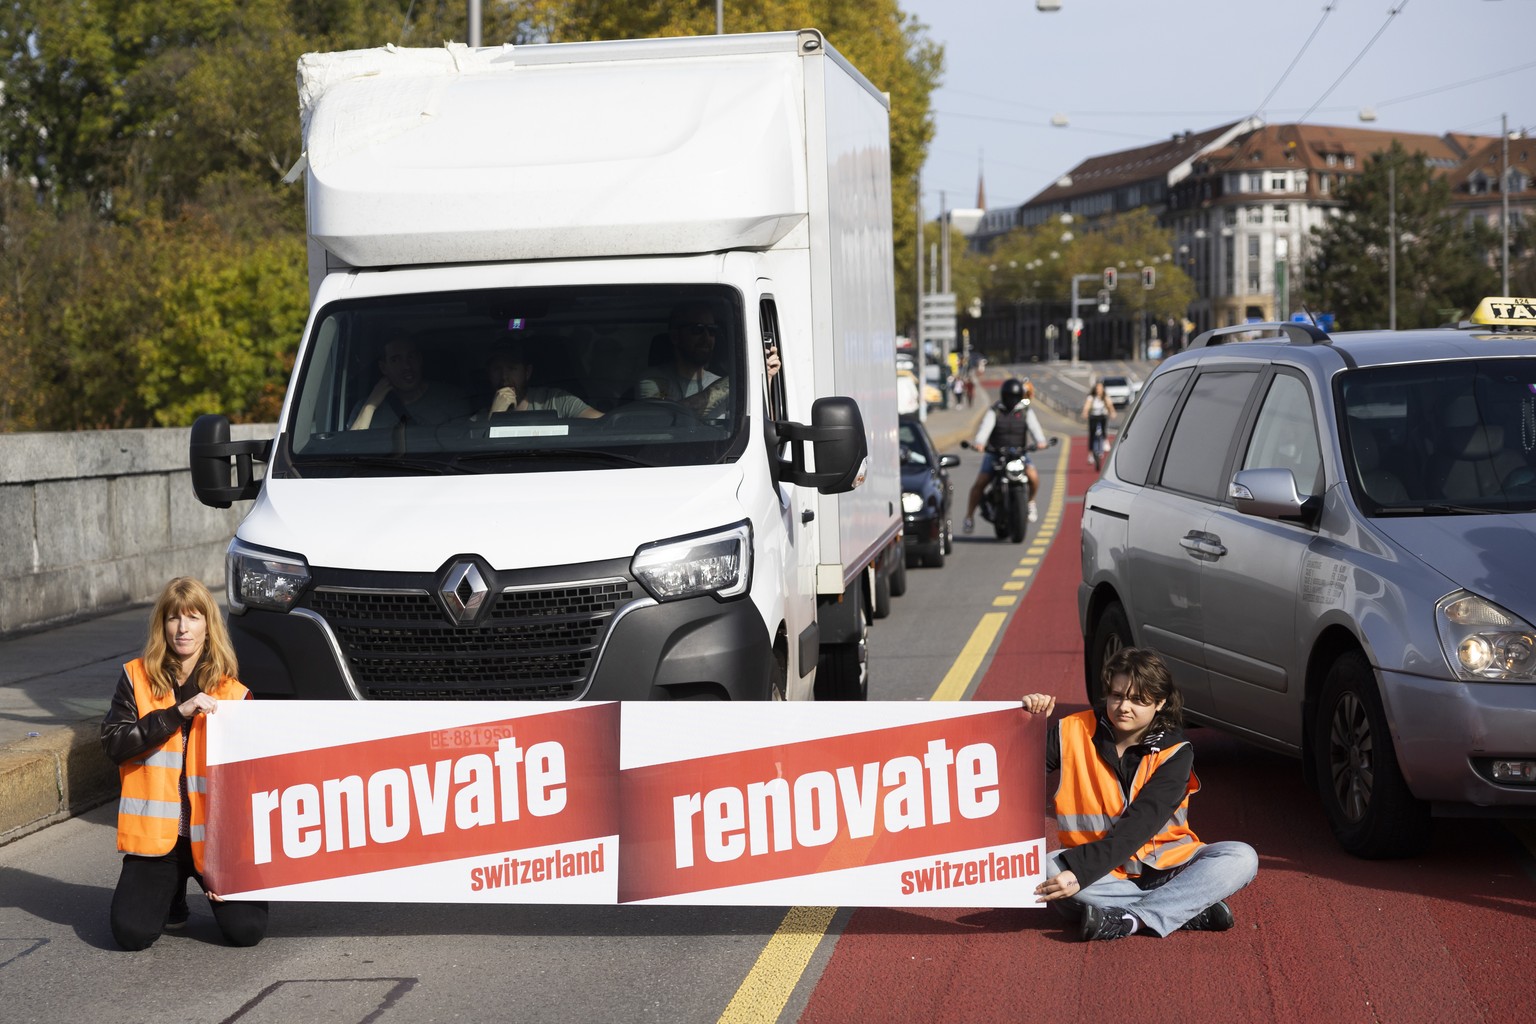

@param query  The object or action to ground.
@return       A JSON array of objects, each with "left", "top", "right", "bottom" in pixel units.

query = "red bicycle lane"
[{"left": 800, "top": 443, "right": 1536, "bottom": 1024}]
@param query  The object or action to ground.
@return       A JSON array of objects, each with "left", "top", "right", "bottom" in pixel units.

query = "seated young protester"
[
  {"left": 479, "top": 337, "right": 602, "bottom": 419},
  {"left": 100, "top": 576, "right": 268, "bottom": 950},
  {"left": 1021, "top": 647, "right": 1258, "bottom": 941},
  {"left": 349, "top": 330, "right": 472, "bottom": 429}
]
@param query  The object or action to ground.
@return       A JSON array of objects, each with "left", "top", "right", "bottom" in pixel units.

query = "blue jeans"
[{"left": 1047, "top": 842, "right": 1258, "bottom": 937}]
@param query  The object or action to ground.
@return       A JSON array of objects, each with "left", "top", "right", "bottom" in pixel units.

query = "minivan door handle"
[{"left": 1179, "top": 531, "right": 1228, "bottom": 561}]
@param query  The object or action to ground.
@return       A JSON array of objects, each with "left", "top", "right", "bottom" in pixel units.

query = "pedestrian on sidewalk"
[
  {"left": 100, "top": 577, "right": 268, "bottom": 950},
  {"left": 1021, "top": 647, "right": 1257, "bottom": 940}
]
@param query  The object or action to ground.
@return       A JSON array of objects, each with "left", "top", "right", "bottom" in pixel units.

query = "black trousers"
[{"left": 109, "top": 836, "right": 268, "bottom": 950}]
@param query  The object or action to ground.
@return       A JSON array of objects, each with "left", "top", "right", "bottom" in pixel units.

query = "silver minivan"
[{"left": 1079, "top": 300, "right": 1536, "bottom": 857}]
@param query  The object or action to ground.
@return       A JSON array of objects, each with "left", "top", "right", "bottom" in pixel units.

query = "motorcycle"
[{"left": 964, "top": 437, "right": 1059, "bottom": 543}]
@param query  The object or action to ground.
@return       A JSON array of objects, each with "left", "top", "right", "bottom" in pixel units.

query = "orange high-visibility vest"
[
  {"left": 1053, "top": 709, "right": 1203, "bottom": 879},
  {"left": 116, "top": 659, "right": 247, "bottom": 871}
]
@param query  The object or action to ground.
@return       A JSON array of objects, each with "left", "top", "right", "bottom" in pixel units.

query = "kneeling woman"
[
  {"left": 1022, "top": 647, "right": 1258, "bottom": 940},
  {"left": 101, "top": 576, "right": 268, "bottom": 950}
]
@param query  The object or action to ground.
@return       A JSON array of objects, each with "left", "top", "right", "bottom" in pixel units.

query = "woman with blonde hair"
[{"left": 100, "top": 576, "right": 267, "bottom": 949}]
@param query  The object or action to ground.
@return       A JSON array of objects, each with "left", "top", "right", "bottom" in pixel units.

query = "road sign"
[{"left": 920, "top": 292, "right": 957, "bottom": 343}]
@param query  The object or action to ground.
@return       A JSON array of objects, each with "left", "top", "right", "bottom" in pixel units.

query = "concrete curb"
[{"left": 0, "top": 720, "right": 116, "bottom": 845}]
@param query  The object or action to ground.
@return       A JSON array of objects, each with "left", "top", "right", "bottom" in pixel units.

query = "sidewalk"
[{"left": 0, "top": 396, "right": 1006, "bottom": 845}]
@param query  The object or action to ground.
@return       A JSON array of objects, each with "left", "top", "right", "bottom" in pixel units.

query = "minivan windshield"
[
  {"left": 274, "top": 285, "right": 749, "bottom": 478},
  {"left": 1340, "top": 359, "right": 1536, "bottom": 513}
]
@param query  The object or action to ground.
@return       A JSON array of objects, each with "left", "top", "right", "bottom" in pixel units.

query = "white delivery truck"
[{"left": 190, "top": 30, "right": 902, "bottom": 702}]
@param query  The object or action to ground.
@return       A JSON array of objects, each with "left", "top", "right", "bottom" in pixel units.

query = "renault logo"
[{"left": 440, "top": 561, "right": 489, "bottom": 624}]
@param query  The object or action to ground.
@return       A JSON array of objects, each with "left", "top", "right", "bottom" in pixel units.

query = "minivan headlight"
[
  {"left": 1436, "top": 591, "right": 1536, "bottom": 682},
  {"left": 633, "top": 520, "right": 752, "bottom": 602},
  {"left": 902, "top": 491, "right": 925, "bottom": 514},
  {"left": 228, "top": 538, "right": 311, "bottom": 613}
]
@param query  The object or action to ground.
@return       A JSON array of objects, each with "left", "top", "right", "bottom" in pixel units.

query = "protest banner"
[{"left": 205, "top": 701, "right": 1045, "bottom": 907}]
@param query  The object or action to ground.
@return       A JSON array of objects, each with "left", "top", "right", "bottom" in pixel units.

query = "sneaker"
[
  {"left": 962, "top": 517, "right": 974, "bottom": 534},
  {"left": 1180, "top": 900, "right": 1235, "bottom": 932},
  {"left": 166, "top": 893, "right": 189, "bottom": 929},
  {"left": 1080, "top": 905, "right": 1136, "bottom": 942},
  {"left": 1027, "top": 501, "right": 1039, "bottom": 523}
]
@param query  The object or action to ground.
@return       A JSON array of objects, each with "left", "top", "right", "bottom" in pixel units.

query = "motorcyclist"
[{"left": 964, "top": 376, "right": 1046, "bottom": 532}]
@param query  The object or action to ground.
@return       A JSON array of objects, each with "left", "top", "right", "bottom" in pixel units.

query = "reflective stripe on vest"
[
  {"left": 116, "top": 659, "right": 247, "bottom": 870},
  {"left": 1053, "top": 710, "right": 1203, "bottom": 879}
]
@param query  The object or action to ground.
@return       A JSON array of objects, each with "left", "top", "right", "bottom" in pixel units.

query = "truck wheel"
[
  {"left": 889, "top": 556, "right": 907, "bottom": 597},
  {"left": 1085, "top": 600, "right": 1131, "bottom": 704},
  {"left": 873, "top": 568, "right": 892, "bottom": 619},
  {"left": 1313, "top": 651, "right": 1431, "bottom": 858},
  {"left": 814, "top": 637, "right": 868, "bottom": 700},
  {"left": 815, "top": 580, "right": 869, "bottom": 701}
]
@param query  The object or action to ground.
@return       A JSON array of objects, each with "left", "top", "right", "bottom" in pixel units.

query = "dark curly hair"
[{"left": 1100, "top": 647, "right": 1184, "bottom": 734}]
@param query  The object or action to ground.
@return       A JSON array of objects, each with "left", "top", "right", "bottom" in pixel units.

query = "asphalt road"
[{"left": 2, "top": 380, "right": 1533, "bottom": 1023}]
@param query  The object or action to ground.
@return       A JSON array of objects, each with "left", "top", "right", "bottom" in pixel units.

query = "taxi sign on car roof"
[{"left": 1469, "top": 296, "right": 1536, "bottom": 326}]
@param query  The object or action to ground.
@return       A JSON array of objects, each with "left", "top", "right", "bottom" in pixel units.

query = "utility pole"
[
  {"left": 1503, "top": 113, "right": 1511, "bottom": 296},
  {"left": 1388, "top": 163, "right": 1397, "bottom": 331},
  {"left": 468, "top": 0, "right": 482, "bottom": 46},
  {"left": 916, "top": 172, "right": 925, "bottom": 421}
]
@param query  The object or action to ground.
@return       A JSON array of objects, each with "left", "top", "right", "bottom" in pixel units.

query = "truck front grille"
[{"left": 310, "top": 579, "right": 639, "bottom": 700}]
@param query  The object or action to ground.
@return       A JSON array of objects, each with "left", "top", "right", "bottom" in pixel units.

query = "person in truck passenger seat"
[
  {"left": 478, "top": 337, "right": 603, "bottom": 419},
  {"left": 349, "top": 331, "right": 472, "bottom": 429}
]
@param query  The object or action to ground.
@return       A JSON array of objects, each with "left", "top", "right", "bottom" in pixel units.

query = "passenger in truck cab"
[
  {"left": 478, "top": 337, "right": 603, "bottom": 419},
  {"left": 348, "top": 331, "right": 472, "bottom": 430}
]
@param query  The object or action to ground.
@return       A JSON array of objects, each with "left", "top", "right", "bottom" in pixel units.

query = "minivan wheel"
[
  {"left": 1085, "top": 601, "right": 1131, "bottom": 704},
  {"left": 1313, "top": 651, "right": 1431, "bottom": 858}
]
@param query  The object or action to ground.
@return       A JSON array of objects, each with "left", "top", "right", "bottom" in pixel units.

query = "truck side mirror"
[
  {"left": 774, "top": 396, "right": 868, "bottom": 495},
  {"left": 189, "top": 414, "right": 269, "bottom": 508}
]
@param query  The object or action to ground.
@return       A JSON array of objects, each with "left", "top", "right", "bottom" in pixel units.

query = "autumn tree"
[{"left": 0, "top": 0, "right": 942, "bottom": 429}]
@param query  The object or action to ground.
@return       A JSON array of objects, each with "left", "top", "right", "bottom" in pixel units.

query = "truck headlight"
[
  {"left": 633, "top": 520, "right": 752, "bottom": 602},
  {"left": 228, "top": 538, "right": 311, "bottom": 613},
  {"left": 902, "top": 491, "right": 924, "bottom": 514},
  {"left": 1436, "top": 591, "right": 1536, "bottom": 682}
]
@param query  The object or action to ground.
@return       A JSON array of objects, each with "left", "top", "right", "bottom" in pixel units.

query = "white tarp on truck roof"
[{"left": 297, "top": 39, "right": 815, "bottom": 267}]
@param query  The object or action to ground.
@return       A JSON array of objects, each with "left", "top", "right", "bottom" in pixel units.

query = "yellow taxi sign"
[{"left": 1470, "top": 296, "right": 1536, "bottom": 326}]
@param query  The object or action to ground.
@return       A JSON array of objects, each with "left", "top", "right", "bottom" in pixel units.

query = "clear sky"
[{"left": 899, "top": 0, "right": 1536, "bottom": 220}]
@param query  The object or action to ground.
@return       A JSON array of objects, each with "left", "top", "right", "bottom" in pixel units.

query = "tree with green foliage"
[
  {"left": 1303, "top": 142, "right": 1498, "bottom": 330},
  {"left": 0, "top": 0, "right": 942, "bottom": 430}
]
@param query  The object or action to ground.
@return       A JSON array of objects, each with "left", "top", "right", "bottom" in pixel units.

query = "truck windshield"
[
  {"left": 274, "top": 285, "right": 749, "bottom": 477},
  {"left": 1339, "top": 359, "right": 1536, "bottom": 514}
]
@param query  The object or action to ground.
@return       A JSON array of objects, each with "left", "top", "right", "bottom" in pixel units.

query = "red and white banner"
[{"left": 205, "top": 701, "right": 1046, "bottom": 906}]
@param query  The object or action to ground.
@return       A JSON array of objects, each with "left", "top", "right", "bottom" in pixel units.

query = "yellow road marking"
[
  {"left": 992, "top": 595, "right": 1017, "bottom": 607},
  {"left": 717, "top": 905, "right": 838, "bottom": 1024},
  {"left": 1003, "top": 582, "right": 1025, "bottom": 591}
]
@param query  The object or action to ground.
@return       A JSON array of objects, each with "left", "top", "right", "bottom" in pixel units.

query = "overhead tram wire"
[
  {"left": 1298, "top": 1, "right": 1411, "bottom": 125},
  {"left": 1249, "top": 1, "right": 1342, "bottom": 123}
]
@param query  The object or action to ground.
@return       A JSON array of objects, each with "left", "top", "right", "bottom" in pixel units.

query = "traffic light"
[
  {"left": 1142, "top": 266, "right": 1155, "bottom": 289},
  {"left": 1103, "top": 267, "right": 1117, "bottom": 291}
]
